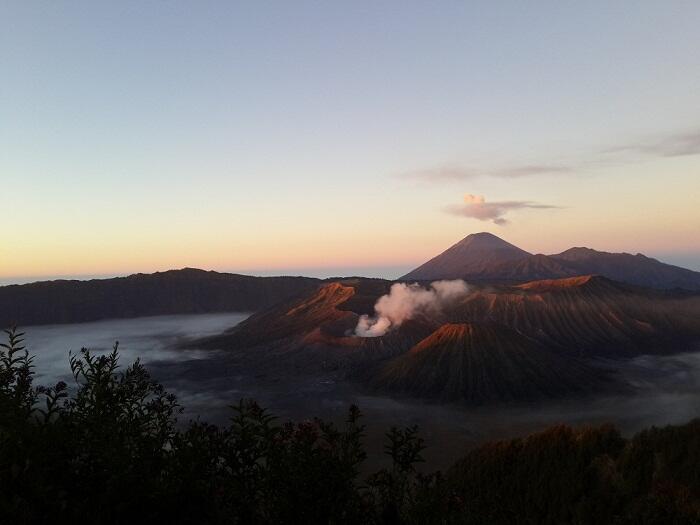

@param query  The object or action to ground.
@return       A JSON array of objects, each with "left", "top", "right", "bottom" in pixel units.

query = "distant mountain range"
[
  {"left": 2, "top": 232, "right": 698, "bottom": 335},
  {"left": 0, "top": 268, "right": 320, "bottom": 327},
  {"left": 401, "top": 232, "right": 700, "bottom": 290}
]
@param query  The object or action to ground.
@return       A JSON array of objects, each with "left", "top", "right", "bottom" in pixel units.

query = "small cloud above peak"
[
  {"left": 463, "top": 193, "right": 485, "bottom": 204},
  {"left": 445, "top": 194, "right": 560, "bottom": 226}
]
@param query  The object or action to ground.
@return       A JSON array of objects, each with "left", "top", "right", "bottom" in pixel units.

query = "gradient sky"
[{"left": 2, "top": 1, "right": 699, "bottom": 283}]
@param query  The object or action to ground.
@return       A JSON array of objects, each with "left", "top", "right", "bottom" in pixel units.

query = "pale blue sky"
[{"left": 2, "top": 1, "right": 699, "bottom": 281}]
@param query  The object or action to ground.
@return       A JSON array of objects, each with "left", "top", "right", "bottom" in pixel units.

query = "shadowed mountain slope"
[
  {"left": 550, "top": 247, "right": 700, "bottom": 290},
  {"left": 0, "top": 268, "right": 321, "bottom": 327},
  {"left": 451, "top": 276, "right": 700, "bottom": 356},
  {"left": 488, "top": 253, "right": 576, "bottom": 280},
  {"left": 371, "top": 323, "right": 608, "bottom": 403}
]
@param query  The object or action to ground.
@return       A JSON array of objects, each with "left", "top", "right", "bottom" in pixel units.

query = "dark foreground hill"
[
  {"left": 0, "top": 268, "right": 321, "bottom": 327},
  {"left": 444, "top": 420, "right": 700, "bottom": 524},
  {"left": 402, "top": 232, "right": 700, "bottom": 290}
]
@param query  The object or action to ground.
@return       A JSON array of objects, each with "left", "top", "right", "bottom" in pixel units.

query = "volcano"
[
  {"left": 194, "top": 274, "right": 700, "bottom": 404},
  {"left": 451, "top": 275, "right": 700, "bottom": 357},
  {"left": 371, "top": 323, "right": 608, "bottom": 403},
  {"left": 401, "top": 233, "right": 700, "bottom": 290},
  {"left": 401, "top": 232, "right": 531, "bottom": 281}
]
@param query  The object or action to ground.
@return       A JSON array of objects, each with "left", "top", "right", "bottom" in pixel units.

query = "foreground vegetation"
[{"left": 1, "top": 328, "right": 699, "bottom": 524}]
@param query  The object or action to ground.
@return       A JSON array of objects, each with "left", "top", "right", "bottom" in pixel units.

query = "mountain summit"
[
  {"left": 401, "top": 232, "right": 531, "bottom": 281},
  {"left": 401, "top": 233, "right": 700, "bottom": 290}
]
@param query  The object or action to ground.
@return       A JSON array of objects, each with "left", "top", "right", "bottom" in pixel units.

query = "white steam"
[{"left": 354, "top": 280, "right": 470, "bottom": 337}]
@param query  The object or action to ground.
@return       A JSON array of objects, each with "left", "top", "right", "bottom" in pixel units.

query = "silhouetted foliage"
[{"left": 0, "top": 326, "right": 699, "bottom": 524}]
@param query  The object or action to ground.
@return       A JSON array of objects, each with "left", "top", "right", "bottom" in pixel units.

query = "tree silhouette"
[{"left": 0, "top": 326, "right": 699, "bottom": 524}]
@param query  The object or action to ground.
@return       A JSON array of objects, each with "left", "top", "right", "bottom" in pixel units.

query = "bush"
[
  {"left": 1, "top": 326, "right": 699, "bottom": 524},
  {"left": 0, "top": 328, "right": 432, "bottom": 524}
]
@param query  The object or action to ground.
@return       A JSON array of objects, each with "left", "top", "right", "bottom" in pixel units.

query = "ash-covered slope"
[
  {"left": 488, "top": 253, "right": 575, "bottom": 280},
  {"left": 191, "top": 278, "right": 437, "bottom": 371},
  {"left": 401, "top": 233, "right": 700, "bottom": 290},
  {"left": 196, "top": 274, "right": 700, "bottom": 404},
  {"left": 402, "top": 232, "right": 530, "bottom": 281},
  {"left": 372, "top": 323, "right": 606, "bottom": 403},
  {"left": 0, "top": 268, "right": 321, "bottom": 327},
  {"left": 198, "top": 275, "right": 700, "bottom": 360},
  {"left": 194, "top": 279, "right": 405, "bottom": 351},
  {"left": 453, "top": 276, "right": 700, "bottom": 356},
  {"left": 196, "top": 281, "right": 360, "bottom": 350}
]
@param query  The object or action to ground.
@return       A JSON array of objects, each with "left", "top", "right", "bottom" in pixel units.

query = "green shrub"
[{"left": 1, "top": 326, "right": 699, "bottom": 524}]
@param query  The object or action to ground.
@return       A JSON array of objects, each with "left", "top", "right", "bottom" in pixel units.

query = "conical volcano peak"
[
  {"left": 457, "top": 232, "right": 520, "bottom": 248},
  {"left": 401, "top": 233, "right": 700, "bottom": 290},
  {"left": 401, "top": 232, "right": 531, "bottom": 281}
]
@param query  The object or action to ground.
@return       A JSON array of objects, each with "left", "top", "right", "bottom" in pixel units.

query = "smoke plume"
[{"left": 355, "top": 280, "right": 469, "bottom": 337}]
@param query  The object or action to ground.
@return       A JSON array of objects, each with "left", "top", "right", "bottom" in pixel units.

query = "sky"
[{"left": 1, "top": 1, "right": 699, "bottom": 283}]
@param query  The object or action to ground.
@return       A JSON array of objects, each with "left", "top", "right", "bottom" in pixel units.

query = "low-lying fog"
[{"left": 18, "top": 313, "right": 700, "bottom": 470}]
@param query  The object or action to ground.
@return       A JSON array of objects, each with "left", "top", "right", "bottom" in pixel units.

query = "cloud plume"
[
  {"left": 355, "top": 280, "right": 469, "bottom": 337},
  {"left": 444, "top": 194, "right": 558, "bottom": 225},
  {"left": 400, "top": 127, "right": 700, "bottom": 185},
  {"left": 403, "top": 163, "right": 572, "bottom": 182},
  {"left": 608, "top": 130, "right": 700, "bottom": 158}
]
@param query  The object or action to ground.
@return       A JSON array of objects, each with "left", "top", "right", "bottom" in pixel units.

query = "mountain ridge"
[
  {"left": 401, "top": 233, "right": 700, "bottom": 290},
  {"left": 0, "top": 268, "right": 322, "bottom": 327}
]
